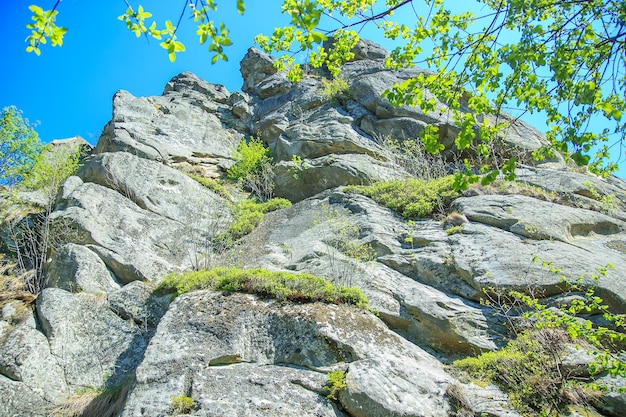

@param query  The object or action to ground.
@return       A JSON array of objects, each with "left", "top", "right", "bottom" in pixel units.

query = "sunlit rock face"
[{"left": 1, "top": 39, "right": 625, "bottom": 417}]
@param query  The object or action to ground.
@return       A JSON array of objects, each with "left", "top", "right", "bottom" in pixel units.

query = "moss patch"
[
  {"left": 345, "top": 176, "right": 458, "bottom": 218},
  {"left": 157, "top": 266, "right": 368, "bottom": 308},
  {"left": 215, "top": 198, "right": 291, "bottom": 247}
]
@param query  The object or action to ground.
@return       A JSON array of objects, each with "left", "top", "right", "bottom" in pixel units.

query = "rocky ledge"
[{"left": 1, "top": 40, "right": 626, "bottom": 417}]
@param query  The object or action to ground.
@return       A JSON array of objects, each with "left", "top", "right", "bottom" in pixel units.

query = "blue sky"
[
  {"left": 1, "top": 0, "right": 291, "bottom": 143},
  {"left": 2, "top": 1, "right": 624, "bottom": 177}
]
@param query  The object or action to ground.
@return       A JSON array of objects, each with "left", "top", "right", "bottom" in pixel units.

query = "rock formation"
[{"left": 1, "top": 40, "right": 626, "bottom": 417}]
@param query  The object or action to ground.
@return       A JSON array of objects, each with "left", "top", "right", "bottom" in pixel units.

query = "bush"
[
  {"left": 227, "top": 137, "right": 275, "bottom": 201},
  {"left": 345, "top": 176, "right": 459, "bottom": 218},
  {"left": 454, "top": 263, "right": 625, "bottom": 416},
  {"left": 321, "top": 77, "right": 350, "bottom": 103},
  {"left": 227, "top": 137, "right": 270, "bottom": 180},
  {"left": 157, "top": 266, "right": 369, "bottom": 308},
  {"left": 213, "top": 198, "right": 291, "bottom": 248},
  {"left": 170, "top": 395, "right": 196, "bottom": 414}
]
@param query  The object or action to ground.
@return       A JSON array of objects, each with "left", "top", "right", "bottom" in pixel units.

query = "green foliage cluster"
[
  {"left": 445, "top": 225, "right": 464, "bottom": 235},
  {"left": 227, "top": 137, "right": 271, "bottom": 181},
  {"left": 170, "top": 395, "right": 196, "bottom": 415},
  {"left": 455, "top": 263, "right": 625, "bottom": 416},
  {"left": 228, "top": 137, "right": 276, "bottom": 201},
  {"left": 157, "top": 266, "right": 369, "bottom": 307},
  {"left": 345, "top": 176, "right": 459, "bottom": 219},
  {"left": 214, "top": 198, "right": 291, "bottom": 247},
  {"left": 583, "top": 181, "right": 617, "bottom": 215},
  {"left": 25, "top": 4, "right": 67, "bottom": 56},
  {"left": 22, "top": 142, "right": 84, "bottom": 194},
  {"left": 454, "top": 329, "right": 598, "bottom": 416},
  {"left": 0, "top": 106, "right": 41, "bottom": 187},
  {"left": 323, "top": 370, "right": 347, "bottom": 401},
  {"left": 321, "top": 77, "right": 350, "bottom": 103}
]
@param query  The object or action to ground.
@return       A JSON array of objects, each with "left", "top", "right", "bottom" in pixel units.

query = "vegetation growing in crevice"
[
  {"left": 184, "top": 172, "right": 230, "bottom": 200},
  {"left": 375, "top": 136, "right": 448, "bottom": 181},
  {"left": 323, "top": 370, "right": 347, "bottom": 401},
  {"left": 228, "top": 136, "right": 275, "bottom": 202},
  {"left": 169, "top": 395, "right": 197, "bottom": 415},
  {"left": 157, "top": 266, "right": 368, "bottom": 308},
  {"left": 345, "top": 176, "right": 459, "bottom": 219},
  {"left": 214, "top": 198, "right": 291, "bottom": 248},
  {"left": 453, "top": 263, "right": 625, "bottom": 416},
  {"left": 321, "top": 76, "right": 350, "bottom": 104},
  {"left": 50, "top": 379, "right": 132, "bottom": 417},
  {"left": 0, "top": 256, "right": 35, "bottom": 311}
]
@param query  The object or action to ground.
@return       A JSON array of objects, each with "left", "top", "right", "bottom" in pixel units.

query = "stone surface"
[
  {"left": 46, "top": 243, "right": 121, "bottom": 294},
  {"left": 1, "top": 39, "right": 626, "bottom": 417},
  {"left": 36, "top": 288, "right": 147, "bottom": 389},
  {"left": 121, "top": 291, "right": 462, "bottom": 417},
  {"left": 94, "top": 73, "right": 243, "bottom": 177},
  {"left": 77, "top": 151, "right": 232, "bottom": 230}
]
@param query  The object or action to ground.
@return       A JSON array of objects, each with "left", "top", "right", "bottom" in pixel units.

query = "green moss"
[
  {"left": 157, "top": 266, "right": 369, "bottom": 308},
  {"left": 214, "top": 197, "right": 291, "bottom": 247},
  {"left": 321, "top": 77, "right": 350, "bottom": 103},
  {"left": 185, "top": 173, "right": 228, "bottom": 198},
  {"left": 170, "top": 395, "right": 196, "bottom": 414},
  {"left": 445, "top": 225, "right": 464, "bottom": 235},
  {"left": 345, "top": 176, "right": 459, "bottom": 218}
]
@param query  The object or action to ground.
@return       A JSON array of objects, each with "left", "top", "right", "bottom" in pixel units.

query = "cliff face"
[{"left": 2, "top": 41, "right": 626, "bottom": 417}]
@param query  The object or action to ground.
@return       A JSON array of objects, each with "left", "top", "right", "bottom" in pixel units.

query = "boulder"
[
  {"left": 36, "top": 288, "right": 147, "bottom": 389},
  {"left": 120, "top": 291, "right": 461, "bottom": 417},
  {"left": 0, "top": 300, "right": 68, "bottom": 407},
  {"left": 51, "top": 181, "right": 199, "bottom": 282},
  {"left": 77, "top": 151, "right": 232, "bottom": 230},
  {"left": 46, "top": 243, "right": 121, "bottom": 294}
]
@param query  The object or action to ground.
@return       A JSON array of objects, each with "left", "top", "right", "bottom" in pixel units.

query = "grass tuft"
[
  {"left": 157, "top": 266, "right": 368, "bottom": 308},
  {"left": 345, "top": 176, "right": 458, "bottom": 219}
]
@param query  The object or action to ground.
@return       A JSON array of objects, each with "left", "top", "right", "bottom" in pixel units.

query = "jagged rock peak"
[
  {"left": 240, "top": 47, "right": 278, "bottom": 93},
  {"left": 163, "top": 71, "right": 231, "bottom": 103}
]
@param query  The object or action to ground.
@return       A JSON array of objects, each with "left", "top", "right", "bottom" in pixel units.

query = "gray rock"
[
  {"left": 77, "top": 151, "right": 232, "bottom": 230},
  {"left": 453, "top": 194, "right": 625, "bottom": 242},
  {"left": 516, "top": 166, "right": 626, "bottom": 218},
  {"left": 95, "top": 74, "right": 242, "bottom": 176},
  {"left": 121, "top": 291, "right": 457, "bottom": 417},
  {"left": 36, "top": 288, "right": 147, "bottom": 389},
  {"left": 53, "top": 183, "right": 184, "bottom": 283},
  {"left": 0, "top": 302, "right": 68, "bottom": 404},
  {"left": 60, "top": 152, "right": 232, "bottom": 283},
  {"left": 240, "top": 47, "right": 278, "bottom": 93},
  {"left": 46, "top": 243, "right": 120, "bottom": 294},
  {"left": 448, "top": 221, "right": 626, "bottom": 307},
  {"left": 273, "top": 154, "right": 400, "bottom": 202},
  {"left": 108, "top": 281, "right": 170, "bottom": 327}
]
